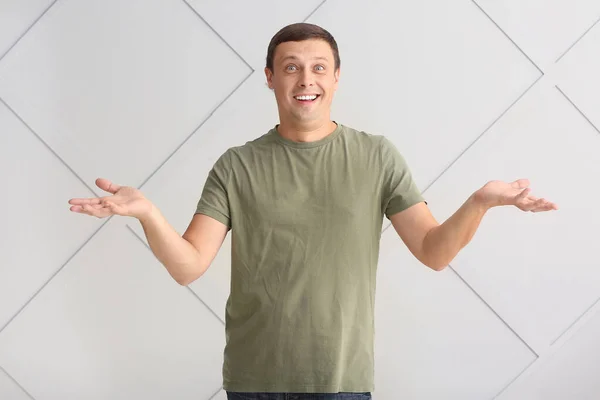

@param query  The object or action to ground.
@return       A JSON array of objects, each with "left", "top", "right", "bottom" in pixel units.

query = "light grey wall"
[{"left": 1, "top": 1, "right": 599, "bottom": 399}]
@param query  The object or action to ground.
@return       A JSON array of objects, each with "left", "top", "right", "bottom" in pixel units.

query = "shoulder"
[
  {"left": 216, "top": 128, "right": 275, "bottom": 163},
  {"left": 340, "top": 125, "right": 411, "bottom": 172},
  {"left": 339, "top": 124, "right": 391, "bottom": 154}
]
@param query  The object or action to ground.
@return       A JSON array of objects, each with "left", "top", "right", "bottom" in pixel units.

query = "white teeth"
[{"left": 295, "top": 95, "right": 318, "bottom": 101}]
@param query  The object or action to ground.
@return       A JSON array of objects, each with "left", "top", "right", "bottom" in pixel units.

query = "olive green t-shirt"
[{"left": 195, "top": 122, "right": 425, "bottom": 393}]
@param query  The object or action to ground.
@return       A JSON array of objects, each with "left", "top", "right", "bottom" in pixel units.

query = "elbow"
[
  {"left": 173, "top": 273, "right": 191, "bottom": 286},
  {"left": 422, "top": 255, "right": 449, "bottom": 271},
  {"left": 429, "top": 263, "right": 448, "bottom": 272},
  {"left": 169, "top": 268, "right": 196, "bottom": 286},
  {"left": 420, "top": 247, "right": 451, "bottom": 271},
  {"left": 174, "top": 265, "right": 207, "bottom": 286},
  {"left": 175, "top": 273, "right": 201, "bottom": 286},
  {"left": 420, "top": 230, "right": 449, "bottom": 272},
  {"left": 176, "top": 277, "right": 191, "bottom": 286}
]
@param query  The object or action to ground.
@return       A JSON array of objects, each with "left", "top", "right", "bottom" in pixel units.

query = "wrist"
[
  {"left": 471, "top": 190, "right": 493, "bottom": 212},
  {"left": 137, "top": 200, "right": 158, "bottom": 223}
]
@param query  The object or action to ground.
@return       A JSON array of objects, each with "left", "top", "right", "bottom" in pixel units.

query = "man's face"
[{"left": 265, "top": 39, "right": 340, "bottom": 125}]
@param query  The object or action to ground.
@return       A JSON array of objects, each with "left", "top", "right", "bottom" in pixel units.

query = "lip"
[{"left": 293, "top": 93, "right": 321, "bottom": 104}]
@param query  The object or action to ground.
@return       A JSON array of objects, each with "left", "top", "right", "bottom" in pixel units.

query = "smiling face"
[{"left": 265, "top": 39, "right": 340, "bottom": 128}]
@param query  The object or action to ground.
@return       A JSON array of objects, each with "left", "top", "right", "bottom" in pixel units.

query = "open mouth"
[{"left": 294, "top": 94, "right": 320, "bottom": 103}]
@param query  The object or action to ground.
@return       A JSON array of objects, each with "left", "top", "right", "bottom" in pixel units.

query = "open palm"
[
  {"left": 477, "top": 178, "right": 558, "bottom": 212},
  {"left": 68, "top": 178, "right": 152, "bottom": 219}
]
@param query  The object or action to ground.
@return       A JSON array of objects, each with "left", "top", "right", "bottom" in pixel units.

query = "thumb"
[
  {"left": 96, "top": 178, "right": 121, "bottom": 194},
  {"left": 515, "top": 187, "right": 531, "bottom": 201},
  {"left": 511, "top": 178, "right": 530, "bottom": 189}
]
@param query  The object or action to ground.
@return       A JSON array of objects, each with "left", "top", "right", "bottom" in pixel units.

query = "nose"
[{"left": 298, "top": 69, "right": 314, "bottom": 88}]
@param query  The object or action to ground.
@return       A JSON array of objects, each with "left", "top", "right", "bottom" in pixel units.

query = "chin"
[{"left": 292, "top": 112, "right": 320, "bottom": 122}]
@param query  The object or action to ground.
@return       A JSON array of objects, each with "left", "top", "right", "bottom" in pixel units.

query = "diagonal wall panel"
[
  {"left": 497, "top": 307, "right": 600, "bottom": 400},
  {"left": 0, "top": 0, "right": 54, "bottom": 58},
  {"left": 185, "top": 0, "right": 323, "bottom": 70},
  {"left": 0, "top": 100, "right": 102, "bottom": 331},
  {"left": 0, "top": 0, "right": 250, "bottom": 190},
  {"left": 422, "top": 80, "right": 600, "bottom": 354},
  {"left": 475, "top": 0, "right": 600, "bottom": 69},
  {"left": 0, "top": 367, "right": 32, "bottom": 400},
  {"left": 0, "top": 221, "right": 225, "bottom": 400},
  {"left": 374, "top": 228, "right": 535, "bottom": 399},
  {"left": 554, "top": 19, "right": 600, "bottom": 133}
]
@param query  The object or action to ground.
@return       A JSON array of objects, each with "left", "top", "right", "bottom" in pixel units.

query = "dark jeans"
[{"left": 226, "top": 392, "right": 372, "bottom": 400}]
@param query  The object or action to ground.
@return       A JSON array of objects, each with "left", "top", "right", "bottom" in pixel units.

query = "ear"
[
  {"left": 264, "top": 67, "right": 274, "bottom": 90},
  {"left": 333, "top": 67, "right": 340, "bottom": 91}
]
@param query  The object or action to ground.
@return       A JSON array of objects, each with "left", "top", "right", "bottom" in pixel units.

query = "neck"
[{"left": 276, "top": 119, "right": 338, "bottom": 143}]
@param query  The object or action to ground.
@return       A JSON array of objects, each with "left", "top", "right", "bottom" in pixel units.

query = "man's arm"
[
  {"left": 140, "top": 207, "right": 229, "bottom": 285},
  {"left": 390, "top": 179, "right": 558, "bottom": 272},
  {"left": 390, "top": 194, "right": 487, "bottom": 271},
  {"left": 69, "top": 177, "right": 229, "bottom": 286}
]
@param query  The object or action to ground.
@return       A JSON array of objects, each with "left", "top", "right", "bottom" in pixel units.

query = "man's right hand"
[{"left": 68, "top": 178, "right": 153, "bottom": 220}]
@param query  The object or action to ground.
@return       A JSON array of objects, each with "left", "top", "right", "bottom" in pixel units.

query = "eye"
[
  {"left": 286, "top": 65, "right": 297, "bottom": 71},
  {"left": 315, "top": 65, "right": 325, "bottom": 71}
]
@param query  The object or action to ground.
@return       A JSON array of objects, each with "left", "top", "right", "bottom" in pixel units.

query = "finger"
[
  {"left": 70, "top": 205, "right": 85, "bottom": 213},
  {"left": 70, "top": 202, "right": 104, "bottom": 212},
  {"left": 511, "top": 178, "right": 530, "bottom": 189},
  {"left": 537, "top": 201, "right": 559, "bottom": 212},
  {"left": 95, "top": 178, "right": 121, "bottom": 194},
  {"left": 529, "top": 198, "right": 549, "bottom": 212},
  {"left": 81, "top": 203, "right": 113, "bottom": 218},
  {"left": 534, "top": 198, "right": 547, "bottom": 209},
  {"left": 68, "top": 197, "right": 105, "bottom": 206},
  {"left": 72, "top": 204, "right": 91, "bottom": 215},
  {"left": 542, "top": 199, "right": 559, "bottom": 210},
  {"left": 104, "top": 201, "right": 126, "bottom": 215},
  {"left": 520, "top": 194, "right": 539, "bottom": 206},
  {"left": 516, "top": 187, "right": 531, "bottom": 202},
  {"left": 520, "top": 196, "right": 542, "bottom": 212}
]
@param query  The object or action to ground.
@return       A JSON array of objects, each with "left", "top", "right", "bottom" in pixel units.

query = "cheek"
[
  {"left": 319, "top": 78, "right": 336, "bottom": 92},
  {"left": 275, "top": 83, "right": 294, "bottom": 98}
]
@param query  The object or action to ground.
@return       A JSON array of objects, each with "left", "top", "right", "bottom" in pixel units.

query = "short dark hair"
[{"left": 266, "top": 23, "right": 340, "bottom": 72}]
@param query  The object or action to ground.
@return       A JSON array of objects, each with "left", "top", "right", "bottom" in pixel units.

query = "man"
[{"left": 69, "top": 23, "right": 558, "bottom": 400}]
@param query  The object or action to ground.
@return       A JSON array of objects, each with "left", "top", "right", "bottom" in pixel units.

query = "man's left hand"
[{"left": 475, "top": 178, "right": 559, "bottom": 212}]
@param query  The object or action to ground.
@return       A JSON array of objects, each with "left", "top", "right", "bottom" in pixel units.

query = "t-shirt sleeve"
[
  {"left": 380, "top": 136, "right": 427, "bottom": 219},
  {"left": 195, "top": 150, "right": 232, "bottom": 230}
]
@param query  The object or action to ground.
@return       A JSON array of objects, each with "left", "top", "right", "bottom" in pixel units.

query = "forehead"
[{"left": 274, "top": 39, "right": 334, "bottom": 63}]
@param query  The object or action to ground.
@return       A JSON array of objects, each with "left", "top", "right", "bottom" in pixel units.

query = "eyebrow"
[{"left": 279, "top": 55, "right": 330, "bottom": 62}]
